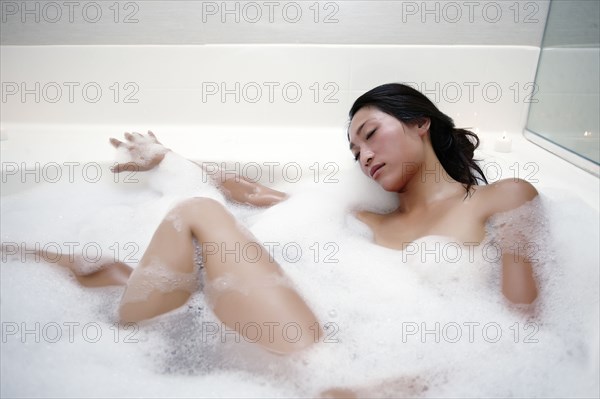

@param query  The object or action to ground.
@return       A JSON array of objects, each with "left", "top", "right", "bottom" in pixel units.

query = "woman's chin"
[
  {"left": 377, "top": 177, "right": 408, "bottom": 193},
  {"left": 379, "top": 182, "right": 404, "bottom": 193}
]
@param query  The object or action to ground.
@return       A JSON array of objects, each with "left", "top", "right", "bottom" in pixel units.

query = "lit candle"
[{"left": 494, "top": 132, "right": 512, "bottom": 153}]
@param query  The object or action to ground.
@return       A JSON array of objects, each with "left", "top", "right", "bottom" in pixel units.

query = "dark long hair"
[{"left": 349, "top": 83, "right": 488, "bottom": 193}]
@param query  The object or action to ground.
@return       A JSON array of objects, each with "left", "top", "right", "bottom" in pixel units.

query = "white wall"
[
  {"left": 0, "top": 45, "right": 540, "bottom": 132},
  {"left": 1, "top": 0, "right": 549, "bottom": 45}
]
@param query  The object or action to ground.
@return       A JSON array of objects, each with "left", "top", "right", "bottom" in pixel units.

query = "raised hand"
[{"left": 109, "top": 131, "right": 170, "bottom": 173}]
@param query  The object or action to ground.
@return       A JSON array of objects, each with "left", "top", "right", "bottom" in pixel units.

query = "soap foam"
[
  {"left": 121, "top": 258, "right": 201, "bottom": 303},
  {"left": 1, "top": 156, "right": 598, "bottom": 398}
]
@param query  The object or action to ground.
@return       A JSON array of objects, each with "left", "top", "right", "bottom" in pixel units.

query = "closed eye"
[{"left": 353, "top": 130, "right": 375, "bottom": 162}]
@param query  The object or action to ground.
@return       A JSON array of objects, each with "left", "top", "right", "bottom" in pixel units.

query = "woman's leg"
[
  {"left": 119, "top": 197, "right": 322, "bottom": 354},
  {"left": 1, "top": 243, "right": 133, "bottom": 287},
  {"left": 320, "top": 375, "right": 428, "bottom": 398},
  {"left": 62, "top": 261, "right": 132, "bottom": 287}
]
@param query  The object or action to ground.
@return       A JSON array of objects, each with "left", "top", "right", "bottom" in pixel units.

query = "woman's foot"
[
  {"left": 71, "top": 261, "right": 133, "bottom": 287},
  {"left": 320, "top": 375, "right": 428, "bottom": 399},
  {"left": 51, "top": 253, "right": 133, "bottom": 287},
  {"left": 1, "top": 242, "right": 133, "bottom": 287}
]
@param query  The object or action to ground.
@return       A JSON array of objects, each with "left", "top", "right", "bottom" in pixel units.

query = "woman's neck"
[{"left": 395, "top": 150, "right": 466, "bottom": 213}]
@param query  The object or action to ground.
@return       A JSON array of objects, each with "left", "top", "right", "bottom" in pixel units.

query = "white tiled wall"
[{"left": 0, "top": 1, "right": 550, "bottom": 45}]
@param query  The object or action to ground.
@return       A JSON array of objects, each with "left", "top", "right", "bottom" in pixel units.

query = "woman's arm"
[
  {"left": 218, "top": 175, "right": 289, "bottom": 207},
  {"left": 501, "top": 251, "right": 538, "bottom": 305},
  {"left": 479, "top": 178, "right": 540, "bottom": 305},
  {"left": 110, "top": 131, "right": 289, "bottom": 207}
]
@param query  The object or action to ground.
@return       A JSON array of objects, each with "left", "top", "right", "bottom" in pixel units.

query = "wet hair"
[{"left": 348, "top": 83, "right": 488, "bottom": 193}]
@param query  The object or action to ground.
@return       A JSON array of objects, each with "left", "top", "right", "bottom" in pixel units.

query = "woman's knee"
[
  {"left": 172, "top": 197, "right": 229, "bottom": 219},
  {"left": 166, "top": 197, "right": 236, "bottom": 236},
  {"left": 181, "top": 196, "right": 224, "bottom": 209}
]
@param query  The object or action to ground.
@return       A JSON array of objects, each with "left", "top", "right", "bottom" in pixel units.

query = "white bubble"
[{"left": 1, "top": 159, "right": 598, "bottom": 397}]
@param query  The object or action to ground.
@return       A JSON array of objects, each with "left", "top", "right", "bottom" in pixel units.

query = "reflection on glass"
[{"left": 526, "top": 0, "right": 600, "bottom": 170}]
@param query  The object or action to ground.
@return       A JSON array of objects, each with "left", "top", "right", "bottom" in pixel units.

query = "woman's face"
[{"left": 349, "top": 106, "right": 427, "bottom": 193}]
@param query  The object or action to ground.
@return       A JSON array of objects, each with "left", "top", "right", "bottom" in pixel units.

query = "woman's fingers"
[
  {"left": 110, "top": 136, "right": 135, "bottom": 150},
  {"left": 110, "top": 131, "right": 161, "bottom": 170},
  {"left": 122, "top": 131, "right": 155, "bottom": 143},
  {"left": 109, "top": 137, "right": 123, "bottom": 148},
  {"left": 148, "top": 131, "right": 162, "bottom": 145}
]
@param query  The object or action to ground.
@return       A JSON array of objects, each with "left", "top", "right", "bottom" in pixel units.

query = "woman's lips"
[{"left": 370, "top": 163, "right": 384, "bottom": 178}]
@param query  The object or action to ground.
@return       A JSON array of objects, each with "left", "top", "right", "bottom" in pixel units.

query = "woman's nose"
[{"left": 362, "top": 150, "right": 374, "bottom": 167}]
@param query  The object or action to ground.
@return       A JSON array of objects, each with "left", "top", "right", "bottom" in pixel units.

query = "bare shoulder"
[{"left": 474, "top": 178, "right": 539, "bottom": 218}]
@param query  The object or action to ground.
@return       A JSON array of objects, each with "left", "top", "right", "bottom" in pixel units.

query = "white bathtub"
[
  {"left": 1, "top": 45, "right": 599, "bottom": 397},
  {"left": 1, "top": 45, "right": 598, "bottom": 205}
]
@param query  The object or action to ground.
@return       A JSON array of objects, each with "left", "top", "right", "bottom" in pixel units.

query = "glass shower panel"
[{"left": 525, "top": 0, "right": 600, "bottom": 174}]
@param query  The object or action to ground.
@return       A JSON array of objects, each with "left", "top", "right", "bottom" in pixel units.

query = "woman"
[
  {"left": 347, "top": 83, "right": 538, "bottom": 305},
  {"left": 34, "top": 83, "right": 539, "bottom": 359}
]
